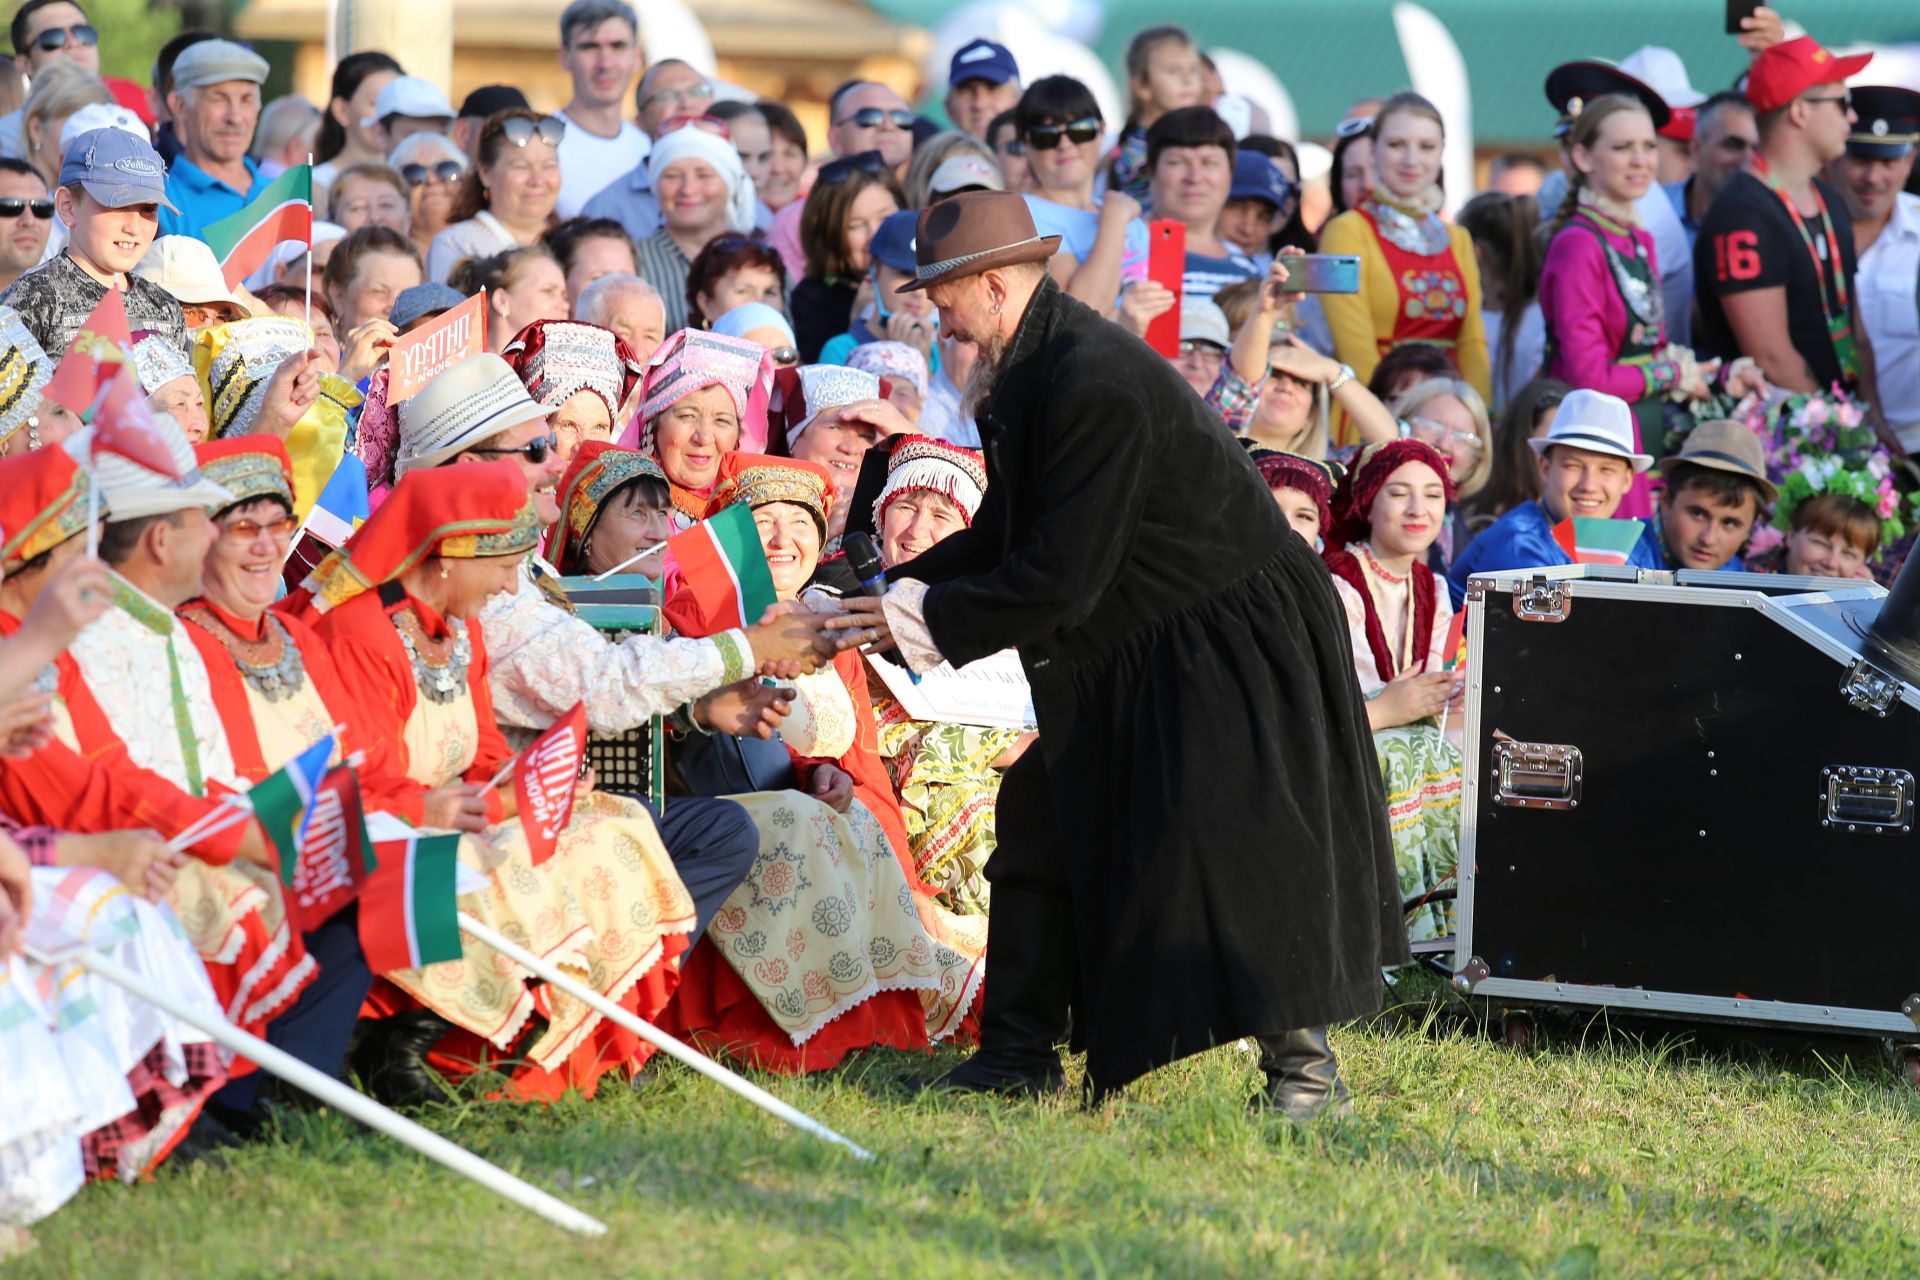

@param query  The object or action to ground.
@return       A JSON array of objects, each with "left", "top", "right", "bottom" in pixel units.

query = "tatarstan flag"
[
  {"left": 660, "top": 504, "right": 777, "bottom": 638},
  {"left": 1441, "top": 608, "right": 1467, "bottom": 672},
  {"left": 1552, "top": 517, "right": 1647, "bottom": 566},
  {"left": 358, "top": 830, "right": 464, "bottom": 974},
  {"left": 202, "top": 164, "right": 312, "bottom": 288},
  {"left": 250, "top": 734, "right": 336, "bottom": 890}
]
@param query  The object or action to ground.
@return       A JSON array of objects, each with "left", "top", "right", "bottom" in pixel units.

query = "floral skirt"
[
  {"left": 167, "top": 858, "right": 316, "bottom": 1042},
  {"left": 0, "top": 868, "right": 226, "bottom": 1225},
  {"left": 1375, "top": 722, "right": 1464, "bottom": 942},
  {"left": 383, "top": 791, "right": 696, "bottom": 1074},
  {"left": 661, "top": 790, "right": 985, "bottom": 1070},
  {"left": 875, "top": 703, "right": 1020, "bottom": 916}
]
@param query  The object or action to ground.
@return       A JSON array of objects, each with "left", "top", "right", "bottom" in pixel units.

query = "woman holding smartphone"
[{"left": 1320, "top": 91, "right": 1490, "bottom": 445}]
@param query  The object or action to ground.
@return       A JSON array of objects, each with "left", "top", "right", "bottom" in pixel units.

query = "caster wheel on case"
[{"left": 1500, "top": 1012, "right": 1534, "bottom": 1051}]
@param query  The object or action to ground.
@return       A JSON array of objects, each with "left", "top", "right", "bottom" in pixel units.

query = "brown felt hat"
[
  {"left": 1657, "top": 419, "right": 1778, "bottom": 505},
  {"left": 895, "top": 190, "right": 1062, "bottom": 293}
]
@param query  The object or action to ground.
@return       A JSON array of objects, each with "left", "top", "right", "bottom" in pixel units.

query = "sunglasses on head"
[
  {"left": 498, "top": 116, "right": 564, "bottom": 149},
  {"left": 1335, "top": 115, "right": 1376, "bottom": 140},
  {"left": 0, "top": 198, "right": 53, "bottom": 220},
  {"left": 1025, "top": 117, "right": 1101, "bottom": 150},
  {"left": 817, "top": 150, "right": 887, "bottom": 184},
  {"left": 835, "top": 107, "right": 913, "bottom": 131},
  {"left": 708, "top": 233, "right": 771, "bottom": 254},
  {"left": 769, "top": 345, "right": 799, "bottom": 367},
  {"left": 400, "top": 160, "right": 465, "bottom": 187},
  {"left": 470, "top": 432, "right": 560, "bottom": 464},
  {"left": 27, "top": 22, "right": 96, "bottom": 53}
]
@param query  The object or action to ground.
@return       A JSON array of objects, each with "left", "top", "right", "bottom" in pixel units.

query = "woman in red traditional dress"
[
  {"left": 1320, "top": 91, "right": 1491, "bottom": 446},
  {"left": 625, "top": 453, "right": 986, "bottom": 1070},
  {"left": 296, "top": 461, "right": 700, "bottom": 1100}
]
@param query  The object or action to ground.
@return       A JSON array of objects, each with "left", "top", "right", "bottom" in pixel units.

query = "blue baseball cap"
[
  {"left": 60, "top": 129, "right": 179, "bottom": 214},
  {"left": 1229, "top": 152, "right": 1295, "bottom": 211},
  {"left": 868, "top": 209, "right": 921, "bottom": 275},
  {"left": 948, "top": 38, "right": 1019, "bottom": 88}
]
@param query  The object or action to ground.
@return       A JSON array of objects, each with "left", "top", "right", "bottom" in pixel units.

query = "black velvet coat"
[{"left": 898, "top": 277, "right": 1408, "bottom": 1093}]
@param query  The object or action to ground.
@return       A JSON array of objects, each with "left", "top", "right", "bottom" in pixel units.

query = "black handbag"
[{"left": 665, "top": 730, "right": 798, "bottom": 797}]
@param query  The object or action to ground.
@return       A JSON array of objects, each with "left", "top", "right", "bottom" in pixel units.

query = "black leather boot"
[
  {"left": 918, "top": 884, "right": 1074, "bottom": 1098},
  {"left": 349, "top": 1011, "right": 457, "bottom": 1107},
  {"left": 1255, "top": 1027, "right": 1352, "bottom": 1121}
]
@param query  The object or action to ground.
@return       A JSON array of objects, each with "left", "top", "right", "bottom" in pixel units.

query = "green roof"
[{"left": 876, "top": 0, "right": 1920, "bottom": 142}]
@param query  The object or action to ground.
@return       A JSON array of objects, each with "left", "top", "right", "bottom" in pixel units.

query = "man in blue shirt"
[
  {"left": 1650, "top": 419, "right": 1773, "bottom": 573},
  {"left": 1448, "top": 388, "right": 1663, "bottom": 605},
  {"left": 158, "top": 38, "right": 268, "bottom": 239}
]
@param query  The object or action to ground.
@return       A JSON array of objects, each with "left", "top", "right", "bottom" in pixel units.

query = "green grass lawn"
[{"left": 17, "top": 983, "right": 1920, "bottom": 1279}]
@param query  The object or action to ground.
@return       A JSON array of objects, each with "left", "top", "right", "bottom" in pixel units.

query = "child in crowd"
[
  {"left": 1446, "top": 387, "right": 1662, "bottom": 605},
  {"left": 1749, "top": 493, "right": 1883, "bottom": 579},
  {"left": 0, "top": 129, "right": 188, "bottom": 360},
  {"left": 1322, "top": 439, "right": 1464, "bottom": 940},
  {"left": 1651, "top": 421, "right": 1775, "bottom": 572}
]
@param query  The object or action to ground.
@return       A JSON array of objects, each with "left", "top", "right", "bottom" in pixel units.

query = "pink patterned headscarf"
[{"left": 621, "top": 328, "right": 774, "bottom": 456}]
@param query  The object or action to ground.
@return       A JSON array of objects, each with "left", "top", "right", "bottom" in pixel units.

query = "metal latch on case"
[
  {"left": 1491, "top": 742, "right": 1583, "bottom": 810},
  {"left": 1840, "top": 658, "right": 1903, "bottom": 717},
  {"left": 1512, "top": 575, "right": 1570, "bottom": 623},
  {"left": 1821, "top": 766, "right": 1914, "bottom": 834}
]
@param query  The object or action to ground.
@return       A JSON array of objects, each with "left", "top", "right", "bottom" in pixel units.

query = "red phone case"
[{"left": 1143, "top": 219, "right": 1185, "bottom": 358}]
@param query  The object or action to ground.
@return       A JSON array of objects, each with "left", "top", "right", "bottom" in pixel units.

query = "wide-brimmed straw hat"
[{"left": 896, "top": 190, "right": 1061, "bottom": 293}]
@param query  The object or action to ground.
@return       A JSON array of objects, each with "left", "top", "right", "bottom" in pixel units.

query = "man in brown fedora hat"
[{"left": 875, "top": 190, "right": 1406, "bottom": 1115}]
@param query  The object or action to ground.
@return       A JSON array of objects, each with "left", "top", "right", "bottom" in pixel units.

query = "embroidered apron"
[{"left": 1360, "top": 205, "right": 1471, "bottom": 359}]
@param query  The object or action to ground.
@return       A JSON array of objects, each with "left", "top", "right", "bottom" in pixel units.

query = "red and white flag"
[
  {"left": 514, "top": 703, "right": 587, "bottom": 867},
  {"left": 93, "top": 365, "right": 182, "bottom": 478}
]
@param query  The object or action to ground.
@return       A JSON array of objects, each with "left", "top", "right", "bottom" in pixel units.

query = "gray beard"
[{"left": 959, "top": 330, "right": 1010, "bottom": 420}]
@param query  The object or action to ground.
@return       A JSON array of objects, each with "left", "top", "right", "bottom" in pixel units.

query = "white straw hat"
[
  {"left": 67, "top": 414, "right": 233, "bottom": 520},
  {"left": 1527, "top": 388, "right": 1654, "bottom": 472},
  {"left": 395, "top": 353, "right": 551, "bottom": 477}
]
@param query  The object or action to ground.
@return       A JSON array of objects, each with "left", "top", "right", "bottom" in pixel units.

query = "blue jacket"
[{"left": 1447, "top": 500, "right": 1663, "bottom": 607}]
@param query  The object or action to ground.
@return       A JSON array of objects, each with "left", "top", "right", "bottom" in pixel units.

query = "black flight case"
[{"left": 1450, "top": 562, "right": 1920, "bottom": 1063}]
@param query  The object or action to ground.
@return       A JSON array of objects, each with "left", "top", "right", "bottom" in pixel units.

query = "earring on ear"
[{"left": 440, "top": 564, "right": 450, "bottom": 579}]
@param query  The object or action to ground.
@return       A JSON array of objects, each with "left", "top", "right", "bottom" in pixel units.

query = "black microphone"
[{"left": 843, "top": 532, "right": 888, "bottom": 598}]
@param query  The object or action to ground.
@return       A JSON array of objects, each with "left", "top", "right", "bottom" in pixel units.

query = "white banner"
[{"left": 867, "top": 649, "right": 1036, "bottom": 730}]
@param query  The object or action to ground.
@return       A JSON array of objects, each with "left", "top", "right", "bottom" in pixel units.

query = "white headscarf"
[{"left": 646, "top": 124, "right": 757, "bottom": 236}]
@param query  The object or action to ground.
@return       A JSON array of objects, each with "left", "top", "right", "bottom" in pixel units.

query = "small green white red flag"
[
  {"left": 357, "top": 830, "right": 463, "bottom": 974},
  {"left": 202, "top": 164, "right": 313, "bottom": 288},
  {"left": 1552, "top": 517, "right": 1647, "bottom": 566},
  {"left": 660, "top": 505, "right": 777, "bottom": 638}
]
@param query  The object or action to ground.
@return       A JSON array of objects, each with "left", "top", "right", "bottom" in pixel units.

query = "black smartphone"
[{"left": 1725, "top": 0, "right": 1762, "bottom": 35}]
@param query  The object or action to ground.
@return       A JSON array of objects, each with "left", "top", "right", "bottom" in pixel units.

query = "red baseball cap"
[{"left": 1745, "top": 36, "right": 1872, "bottom": 114}]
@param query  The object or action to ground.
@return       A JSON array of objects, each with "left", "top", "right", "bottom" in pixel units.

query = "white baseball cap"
[
  {"left": 1528, "top": 388, "right": 1653, "bottom": 471},
  {"left": 1618, "top": 46, "right": 1706, "bottom": 110},
  {"left": 59, "top": 103, "right": 149, "bottom": 154},
  {"left": 369, "top": 76, "right": 456, "bottom": 126}
]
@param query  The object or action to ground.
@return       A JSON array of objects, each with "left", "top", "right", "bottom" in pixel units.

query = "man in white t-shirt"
[{"left": 553, "top": 0, "right": 648, "bottom": 219}]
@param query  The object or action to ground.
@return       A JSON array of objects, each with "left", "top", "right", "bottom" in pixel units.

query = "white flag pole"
[
  {"left": 590, "top": 540, "right": 667, "bottom": 582},
  {"left": 24, "top": 937, "right": 608, "bottom": 1236},
  {"left": 456, "top": 912, "right": 875, "bottom": 1162},
  {"left": 304, "top": 153, "right": 315, "bottom": 332},
  {"left": 83, "top": 464, "right": 100, "bottom": 559}
]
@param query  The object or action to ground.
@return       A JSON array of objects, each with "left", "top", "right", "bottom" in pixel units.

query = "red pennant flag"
[
  {"left": 43, "top": 289, "right": 131, "bottom": 418},
  {"left": 91, "top": 365, "right": 182, "bottom": 479},
  {"left": 286, "top": 766, "right": 374, "bottom": 932},
  {"left": 514, "top": 703, "right": 587, "bottom": 867}
]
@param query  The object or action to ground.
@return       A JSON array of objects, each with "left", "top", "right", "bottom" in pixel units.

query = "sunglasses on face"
[
  {"left": 1025, "top": 117, "right": 1102, "bottom": 151},
  {"left": 1177, "top": 340, "right": 1224, "bottom": 358},
  {"left": 498, "top": 116, "right": 564, "bottom": 149},
  {"left": 1803, "top": 92, "right": 1852, "bottom": 111},
  {"left": 400, "top": 160, "right": 465, "bottom": 186},
  {"left": 1001, "top": 138, "right": 1028, "bottom": 157},
  {"left": 218, "top": 514, "right": 299, "bottom": 544},
  {"left": 0, "top": 198, "right": 53, "bottom": 220},
  {"left": 470, "top": 432, "right": 560, "bottom": 464},
  {"left": 835, "top": 107, "right": 913, "bottom": 131},
  {"left": 639, "top": 81, "right": 714, "bottom": 113},
  {"left": 27, "top": 22, "right": 96, "bottom": 53},
  {"left": 817, "top": 150, "right": 887, "bottom": 184}
]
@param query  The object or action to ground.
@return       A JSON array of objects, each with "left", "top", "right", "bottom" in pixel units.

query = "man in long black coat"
[{"left": 877, "top": 191, "right": 1408, "bottom": 1113}]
